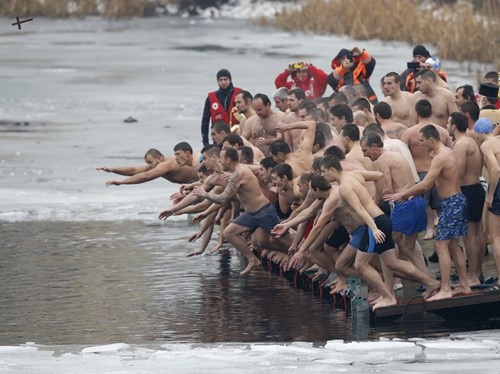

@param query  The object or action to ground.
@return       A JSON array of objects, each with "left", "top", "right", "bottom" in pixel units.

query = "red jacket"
[
  {"left": 208, "top": 87, "right": 241, "bottom": 127},
  {"left": 274, "top": 64, "right": 328, "bottom": 99}
]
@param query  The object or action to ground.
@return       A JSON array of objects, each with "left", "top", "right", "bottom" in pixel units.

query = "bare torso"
[{"left": 383, "top": 92, "right": 413, "bottom": 126}]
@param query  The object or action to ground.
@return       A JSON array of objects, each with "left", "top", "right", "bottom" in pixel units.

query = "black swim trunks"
[
  {"left": 417, "top": 171, "right": 441, "bottom": 210},
  {"left": 489, "top": 180, "right": 500, "bottom": 216},
  {"left": 325, "top": 224, "right": 350, "bottom": 249},
  {"left": 349, "top": 215, "right": 395, "bottom": 254},
  {"left": 461, "top": 183, "right": 486, "bottom": 222}
]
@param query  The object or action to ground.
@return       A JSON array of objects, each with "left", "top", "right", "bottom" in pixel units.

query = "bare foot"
[
  {"left": 369, "top": 291, "right": 382, "bottom": 304},
  {"left": 240, "top": 257, "right": 261, "bottom": 275},
  {"left": 452, "top": 285, "right": 472, "bottom": 296},
  {"left": 369, "top": 295, "right": 383, "bottom": 306},
  {"left": 426, "top": 289, "right": 453, "bottom": 301},
  {"left": 187, "top": 249, "right": 204, "bottom": 257},
  {"left": 372, "top": 297, "right": 397, "bottom": 310},
  {"left": 422, "top": 281, "right": 440, "bottom": 299},
  {"left": 423, "top": 227, "right": 435, "bottom": 240},
  {"left": 467, "top": 277, "right": 481, "bottom": 288}
]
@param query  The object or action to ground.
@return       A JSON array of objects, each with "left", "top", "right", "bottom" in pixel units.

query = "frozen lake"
[{"left": 0, "top": 16, "right": 498, "bottom": 373}]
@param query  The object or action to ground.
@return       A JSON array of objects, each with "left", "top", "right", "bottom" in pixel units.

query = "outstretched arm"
[
  {"left": 193, "top": 171, "right": 240, "bottom": 205},
  {"left": 106, "top": 159, "right": 177, "bottom": 186},
  {"left": 97, "top": 163, "right": 152, "bottom": 177}
]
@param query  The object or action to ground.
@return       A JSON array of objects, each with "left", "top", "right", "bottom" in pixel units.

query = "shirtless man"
[
  {"left": 351, "top": 97, "right": 375, "bottom": 124},
  {"left": 360, "top": 133, "right": 428, "bottom": 277},
  {"left": 373, "top": 101, "right": 407, "bottom": 139},
  {"left": 381, "top": 72, "right": 414, "bottom": 126},
  {"left": 474, "top": 118, "right": 500, "bottom": 284},
  {"left": 329, "top": 104, "right": 353, "bottom": 136},
  {"left": 241, "top": 93, "right": 285, "bottom": 156},
  {"left": 193, "top": 147, "right": 293, "bottom": 275},
  {"left": 321, "top": 155, "right": 440, "bottom": 309},
  {"left": 386, "top": 124, "right": 471, "bottom": 301},
  {"left": 271, "top": 120, "right": 316, "bottom": 178},
  {"left": 448, "top": 112, "right": 486, "bottom": 287},
  {"left": 233, "top": 90, "right": 256, "bottom": 134},
  {"left": 401, "top": 99, "right": 453, "bottom": 239},
  {"left": 97, "top": 143, "right": 198, "bottom": 186},
  {"left": 340, "top": 124, "right": 383, "bottom": 204},
  {"left": 273, "top": 87, "right": 289, "bottom": 113},
  {"left": 282, "top": 88, "right": 306, "bottom": 151},
  {"left": 412, "top": 69, "right": 458, "bottom": 128}
]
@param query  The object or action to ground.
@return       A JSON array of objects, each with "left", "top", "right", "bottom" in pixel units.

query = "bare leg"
[
  {"left": 488, "top": 213, "right": 500, "bottom": 279},
  {"left": 449, "top": 238, "right": 471, "bottom": 295},
  {"left": 223, "top": 223, "right": 261, "bottom": 275},
  {"left": 354, "top": 251, "right": 396, "bottom": 310},
  {"left": 423, "top": 207, "right": 436, "bottom": 240},
  {"left": 427, "top": 240, "right": 453, "bottom": 301},
  {"left": 463, "top": 221, "right": 482, "bottom": 286},
  {"left": 380, "top": 249, "right": 441, "bottom": 296}
]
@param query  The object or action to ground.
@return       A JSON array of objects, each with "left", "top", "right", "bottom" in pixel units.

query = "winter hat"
[
  {"left": 425, "top": 57, "right": 441, "bottom": 70},
  {"left": 473, "top": 117, "right": 493, "bottom": 134},
  {"left": 216, "top": 69, "right": 232, "bottom": 81},
  {"left": 478, "top": 83, "right": 499, "bottom": 99},
  {"left": 413, "top": 44, "right": 430, "bottom": 58}
]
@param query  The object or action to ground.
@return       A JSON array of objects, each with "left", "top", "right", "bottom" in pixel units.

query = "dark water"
[{"left": 2, "top": 221, "right": 500, "bottom": 346}]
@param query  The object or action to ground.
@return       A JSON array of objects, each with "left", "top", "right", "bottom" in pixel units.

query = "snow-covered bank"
[{"left": 2, "top": 333, "right": 500, "bottom": 373}]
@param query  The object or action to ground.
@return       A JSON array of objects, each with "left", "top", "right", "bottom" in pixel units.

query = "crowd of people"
[{"left": 97, "top": 44, "right": 500, "bottom": 309}]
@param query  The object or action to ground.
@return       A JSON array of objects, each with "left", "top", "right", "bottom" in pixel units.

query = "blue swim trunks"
[
  {"left": 435, "top": 193, "right": 467, "bottom": 241},
  {"left": 349, "top": 215, "right": 395, "bottom": 254},
  {"left": 391, "top": 196, "right": 427, "bottom": 235},
  {"left": 232, "top": 203, "right": 280, "bottom": 234}
]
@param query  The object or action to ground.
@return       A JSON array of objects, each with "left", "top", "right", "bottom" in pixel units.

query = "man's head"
[
  {"left": 447, "top": 111, "right": 469, "bottom": 135},
  {"left": 419, "top": 124, "right": 441, "bottom": 151},
  {"left": 235, "top": 90, "right": 253, "bottom": 114},
  {"left": 323, "top": 145, "right": 346, "bottom": 160},
  {"left": 269, "top": 140, "right": 291, "bottom": 163},
  {"left": 329, "top": 91, "right": 348, "bottom": 107},
  {"left": 340, "top": 123, "right": 360, "bottom": 151},
  {"left": 310, "top": 174, "right": 332, "bottom": 199},
  {"left": 297, "top": 172, "right": 313, "bottom": 198},
  {"left": 220, "top": 147, "right": 239, "bottom": 171},
  {"left": 216, "top": 69, "right": 232, "bottom": 90},
  {"left": 173, "top": 142, "right": 193, "bottom": 166},
  {"left": 273, "top": 87, "right": 289, "bottom": 112},
  {"left": 329, "top": 104, "right": 353, "bottom": 132},
  {"left": 483, "top": 71, "right": 499, "bottom": 85},
  {"left": 222, "top": 133, "right": 244, "bottom": 150},
  {"left": 259, "top": 156, "right": 278, "bottom": 184},
  {"left": 353, "top": 110, "right": 368, "bottom": 127},
  {"left": 415, "top": 69, "right": 436, "bottom": 94},
  {"left": 415, "top": 99, "right": 433, "bottom": 120},
  {"left": 238, "top": 146, "right": 254, "bottom": 165},
  {"left": 373, "top": 101, "right": 392, "bottom": 123},
  {"left": 144, "top": 148, "right": 164, "bottom": 167},
  {"left": 200, "top": 144, "right": 221, "bottom": 171},
  {"left": 360, "top": 132, "right": 384, "bottom": 161},
  {"left": 211, "top": 120, "right": 231, "bottom": 145},
  {"left": 286, "top": 88, "right": 306, "bottom": 112},
  {"left": 459, "top": 100, "right": 480, "bottom": 122},
  {"left": 297, "top": 100, "right": 317, "bottom": 120},
  {"left": 271, "top": 163, "right": 294, "bottom": 189},
  {"left": 455, "top": 85, "right": 475, "bottom": 106},
  {"left": 412, "top": 44, "right": 431, "bottom": 63},
  {"left": 477, "top": 83, "right": 499, "bottom": 109},
  {"left": 252, "top": 93, "right": 272, "bottom": 119},
  {"left": 473, "top": 117, "right": 493, "bottom": 142},
  {"left": 319, "top": 155, "right": 343, "bottom": 182},
  {"left": 363, "top": 122, "right": 385, "bottom": 138},
  {"left": 382, "top": 72, "right": 402, "bottom": 96},
  {"left": 313, "top": 130, "right": 326, "bottom": 153}
]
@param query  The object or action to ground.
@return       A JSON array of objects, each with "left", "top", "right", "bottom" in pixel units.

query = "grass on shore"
[{"left": 266, "top": 0, "right": 499, "bottom": 70}]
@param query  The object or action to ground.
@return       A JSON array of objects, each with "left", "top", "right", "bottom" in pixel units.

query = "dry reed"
[{"left": 268, "top": 0, "right": 499, "bottom": 69}]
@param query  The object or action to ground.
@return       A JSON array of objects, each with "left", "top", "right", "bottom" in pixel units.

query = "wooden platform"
[{"left": 372, "top": 288, "right": 500, "bottom": 324}]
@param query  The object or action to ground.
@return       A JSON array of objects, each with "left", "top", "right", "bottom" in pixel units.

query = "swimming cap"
[
  {"left": 425, "top": 57, "right": 441, "bottom": 70},
  {"left": 473, "top": 117, "right": 493, "bottom": 134}
]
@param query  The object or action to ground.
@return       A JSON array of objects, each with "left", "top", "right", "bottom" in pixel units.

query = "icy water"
[{"left": 1, "top": 16, "right": 499, "bottom": 373}]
